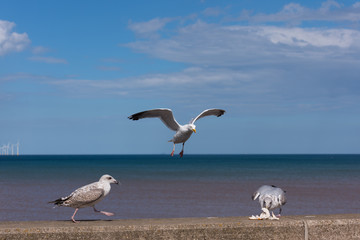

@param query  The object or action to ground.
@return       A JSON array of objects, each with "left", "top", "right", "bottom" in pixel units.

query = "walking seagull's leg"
[
  {"left": 93, "top": 206, "right": 114, "bottom": 216},
  {"left": 71, "top": 208, "right": 79, "bottom": 223}
]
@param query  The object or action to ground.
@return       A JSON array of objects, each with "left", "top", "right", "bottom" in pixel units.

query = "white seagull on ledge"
[
  {"left": 128, "top": 108, "right": 225, "bottom": 157},
  {"left": 250, "top": 185, "right": 287, "bottom": 220},
  {"left": 49, "top": 174, "right": 119, "bottom": 223}
]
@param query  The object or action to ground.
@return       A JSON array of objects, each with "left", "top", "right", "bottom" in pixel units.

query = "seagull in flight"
[
  {"left": 49, "top": 174, "right": 119, "bottom": 223},
  {"left": 128, "top": 108, "right": 225, "bottom": 157}
]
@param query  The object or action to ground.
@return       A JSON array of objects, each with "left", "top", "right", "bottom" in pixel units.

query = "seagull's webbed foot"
[
  {"left": 100, "top": 211, "right": 114, "bottom": 216},
  {"left": 94, "top": 207, "right": 114, "bottom": 216}
]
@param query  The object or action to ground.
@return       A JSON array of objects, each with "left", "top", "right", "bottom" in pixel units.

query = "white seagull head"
[
  {"left": 263, "top": 197, "right": 272, "bottom": 209},
  {"left": 99, "top": 174, "right": 119, "bottom": 185},
  {"left": 189, "top": 124, "right": 196, "bottom": 133}
]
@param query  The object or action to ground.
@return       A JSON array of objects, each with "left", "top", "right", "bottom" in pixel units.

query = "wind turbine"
[
  {"left": 16, "top": 141, "right": 20, "bottom": 156},
  {"left": 1, "top": 144, "right": 7, "bottom": 155}
]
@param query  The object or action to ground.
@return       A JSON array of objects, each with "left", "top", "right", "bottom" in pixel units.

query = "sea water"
[{"left": 0, "top": 154, "right": 359, "bottom": 221}]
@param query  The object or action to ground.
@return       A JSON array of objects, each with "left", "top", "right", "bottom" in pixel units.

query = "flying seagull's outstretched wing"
[
  {"left": 191, "top": 109, "right": 226, "bottom": 124},
  {"left": 128, "top": 108, "right": 181, "bottom": 131}
]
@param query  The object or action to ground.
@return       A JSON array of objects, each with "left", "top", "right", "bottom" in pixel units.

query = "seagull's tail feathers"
[{"left": 48, "top": 196, "right": 70, "bottom": 206}]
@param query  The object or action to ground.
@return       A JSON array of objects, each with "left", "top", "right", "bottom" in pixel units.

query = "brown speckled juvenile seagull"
[
  {"left": 128, "top": 108, "right": 226, "bottom": 157},
  {"left": 49, "top": 174, "right": 119, "bottom": 223}
]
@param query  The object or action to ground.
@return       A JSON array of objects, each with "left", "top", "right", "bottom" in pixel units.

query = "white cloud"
[
  {"left": 46, "top": 59, "right": 360, "bottom": 114},
  {"left": 248, "top": 3, "right": 306, "bottom": 24},
  {"left": 97, "top": 66, "right": 121, "bottom": 71},
  {"left": 202, "top": 7, "right": 223, "bottom": 17},
  {"left": 28, "top": 56, "right": 68, "bottom": 64},
  {"left": 101, "top": 58, "right": 124, "bottom": 63},
  {"left": 282, "top": 3, "right": 305, "bottom": 14},
  {"left": 127, "top": 22, "right": 360, "bottom": 68},
  {"left": 0, "top": 73, "right": 53, "bottom": 82},
  {"left": 0, "top": 20, "right": 30, "bottom": 56},
  {"left": 51, "top": 67, "right": 250, "bottom": 91},
  {"left": 320, "top": 0, "right": 341, "bottom": 13},
  {"left": 128, "top": 17, "right": 173, "bottom": 36},
  {"left": 32, "top": 46, "right": 50, "bottom": 54},
  {"left": 353, "top": 2, "right": 360, "bottom": 8},
  {"left": 126, "top": 2, "right": 360, "bottom": 67},
  {"left": 256, "top": 26, "right": 360, "bottom": 48},
  {"left": 245, "top": 0, "right": 360, "bottom": 24},
  {"left": 5, "top": 1, "right": 358, "bottom": 115},
  {"left": 120, "top": 2, "right": 360, "bottom": 113}
]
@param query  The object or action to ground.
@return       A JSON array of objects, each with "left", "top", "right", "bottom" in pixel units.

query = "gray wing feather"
[
  {"left": 270, "top": 187, "right": 286, "bottom": 206},
  {"left": 279, "top": 192, "right": 287, "bottom": 206},
  {"left": 254, "top": 185, "right": 286, "bottom": 202},
  {"left": 66, "top": 184, "right": 105, "bottom": 207},
  {"left": 128, "top": 108, "right": 180, "bottom": 131},
  {"left": 191, "top": 109, "right": 225, "bottom": 124},
  {"left": 254, "top": 185, "right": 273, "bottom": 195},
  {"left": 252, "top": 191, "right": 260, "bottom": 200}
]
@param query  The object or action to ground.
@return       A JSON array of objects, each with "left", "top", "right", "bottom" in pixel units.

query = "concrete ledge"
[{"left": 1, "top": 214, "right": 359, "bottom": 240}]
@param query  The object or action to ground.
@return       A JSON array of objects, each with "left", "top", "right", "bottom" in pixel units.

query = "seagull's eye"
[{"left": 107, "top": 177, "right": 112, "bottom": 180}]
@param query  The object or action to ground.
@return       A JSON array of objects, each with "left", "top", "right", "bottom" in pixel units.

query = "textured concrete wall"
[{"left": 1, "top": 214, "right": 359, "bottom": 240}]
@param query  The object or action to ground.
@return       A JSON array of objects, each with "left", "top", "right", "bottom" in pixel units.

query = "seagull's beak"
[
  {"left": 115, "top": 180, "right": 120, "bottom": 185},
  {"left": 192, "top": 128, "right": 196, "bottom": 133}
]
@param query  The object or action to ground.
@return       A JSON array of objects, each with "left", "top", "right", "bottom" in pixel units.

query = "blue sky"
[{"left": 1, "top": 0, "right": 359, "bottom": 154}]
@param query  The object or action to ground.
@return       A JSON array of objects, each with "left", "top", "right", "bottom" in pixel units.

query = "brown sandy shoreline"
[{"left": 1, "top": 214, "right": 360, "bottom": 240}]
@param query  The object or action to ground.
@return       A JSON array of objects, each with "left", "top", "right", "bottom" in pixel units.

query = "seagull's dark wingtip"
[
  {"left": 128, "top": 115, "right": 137, "bottom": 120},
  {"left": 128, "top": 111, "right": 144, "bottom": 120},
  {"left": 217, "top": 109, "right": 226, "bottom": 117}
]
